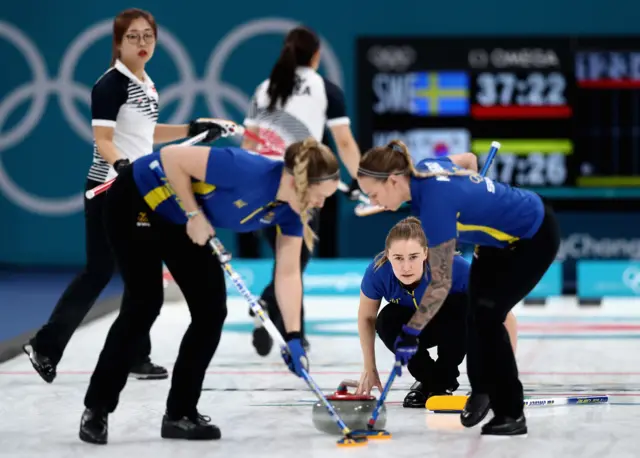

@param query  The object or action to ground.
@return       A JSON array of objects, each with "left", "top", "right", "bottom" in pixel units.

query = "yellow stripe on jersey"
[
  {"left": 144, "top": 186, "right": 173, "bottom": 210},
  {"left": 192, "top": 182, "right": 216, "bottom": 195},
  {"left": 240, "top": 207, "right": 265, "bottom": 224},
  {"left": 143, "top": 182, "right": 216, "bottom": 210},
  {"left": 240, "top": 201, "right": 280, "bottom": 225},
  {"left": 456, "top": 222, "right": 520, "bottom": 243}
]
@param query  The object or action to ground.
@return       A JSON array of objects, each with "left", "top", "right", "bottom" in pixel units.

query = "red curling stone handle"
[{"left": 332, "top": 379, "right": 375, "bottom": 401}]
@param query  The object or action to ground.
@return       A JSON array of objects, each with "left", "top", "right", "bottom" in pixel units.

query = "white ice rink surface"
[{"left": 3, "top": 296, "right": 640, "bottom": 458}]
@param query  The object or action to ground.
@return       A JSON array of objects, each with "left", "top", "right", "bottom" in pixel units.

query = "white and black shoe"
[
  {"left": 161, "top": 411, "right": 221, "bottom": 440},
  {"left": 481, "top": 414, "right": 527, "bottom": 436},
  {"left": 129, "top": 361, "right": 169, "bottom": 380}
]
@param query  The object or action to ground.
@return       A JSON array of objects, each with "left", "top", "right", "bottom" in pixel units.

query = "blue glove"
[
  {"left": 281, "top": 332, "right": 309, "bottom": 378},
  {"left": 394, "top": 325, "right": 420, "bottom": 374}
]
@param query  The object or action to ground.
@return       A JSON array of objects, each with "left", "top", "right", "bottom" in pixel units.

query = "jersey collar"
[{"left": 114, "top": 59, "right": 155, "bottom": 88}]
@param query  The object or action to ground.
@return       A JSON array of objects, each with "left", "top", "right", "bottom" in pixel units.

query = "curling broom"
[{"left": 427, "top": 394, "right": 609, "bottom": 413}]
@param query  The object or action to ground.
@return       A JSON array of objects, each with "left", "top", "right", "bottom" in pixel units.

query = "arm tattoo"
[{"left": 406, "top": 238, "right": 456, "bottom": 331}]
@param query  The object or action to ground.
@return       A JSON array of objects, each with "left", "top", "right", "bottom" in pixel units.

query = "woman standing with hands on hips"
[
  {"left": 78, "top": 134, "right": 341, "bottom": 444},
  {"left": 23, "top": 8, "right": 222, "bottom": 384},
  {"left": 357, "top": 140, "right": 559, "bottom": 436}
]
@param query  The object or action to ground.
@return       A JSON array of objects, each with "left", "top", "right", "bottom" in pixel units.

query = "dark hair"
[
  {"left": 283, "top": 137, "right": 339, "bottom": 251},
  {"left": 266, "top": 26, "right": 320, "bottom": 111},
  {"left": 110, "top": 8, "right": 158, "bottom": 66}
]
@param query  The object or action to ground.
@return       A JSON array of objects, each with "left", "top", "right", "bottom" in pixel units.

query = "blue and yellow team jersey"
[
  {"left": 131, "top": 147, "right": 303, "bottom": 237},
  {"left": 360, "top": 255, "right": 469, "bottom": 308},
  {"left": 410, "top": 157, "right": 545, "bottom": 248}
]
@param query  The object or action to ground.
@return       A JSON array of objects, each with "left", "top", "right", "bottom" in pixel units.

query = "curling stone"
[{"left": 312, "top": 379, "right": 387, "bottom": 435}]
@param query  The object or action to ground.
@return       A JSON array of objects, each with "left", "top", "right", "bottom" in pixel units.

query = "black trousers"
[
  {"left": 31, "top": 178, "right": 151, "bottom": 366},
  {"left": 83, "top": 166, "right": 228, "bottom": 417},
  {"left": 375, "top": 292, "right": 468, "bottom": 393},
  {"left": 466, "top": 203, "right": 560, "bottom": 418},
  {"left": 257, "top": 211, "right": 320, "bottom": 337}
]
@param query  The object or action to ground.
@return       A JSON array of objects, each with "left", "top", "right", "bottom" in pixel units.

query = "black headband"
[
  {"left": 357, "top": 167, "right": 408, "bottom": 179},
  {"left": 357, "top": 142, "right": 410, "bottom": 178}
]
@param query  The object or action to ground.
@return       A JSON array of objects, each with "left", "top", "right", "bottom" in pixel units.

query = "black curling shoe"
[
  {"left": 403, "top": 381, "right": 443, "bottom": 408},
  {"left": 460, "top": 392, "right": 491, "bottom": 427},
  {"left": 403, "top": 381, "right": 455, "bottom": 408},
  {"left": 161, "top": 412, "right": 221, "bottom": 440},
  {"left": 79, "top": 408, "right": 108, "bottom": 445},
  {"left": 252, "top": 325, "right": 274, "bottom": 356},
  {"left": 23, "top": 343, "right": 56, "bottom": 384},
  {"left": 481, "top": 414, "right": 527, "bottom": 436},
  {"left": 251, "top": 299, "right": 274, "bottom": 356},
  {"left": 403, "top": 381, "right": 430, "bottom": 408}
]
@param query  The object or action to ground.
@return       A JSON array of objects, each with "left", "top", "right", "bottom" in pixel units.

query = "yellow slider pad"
[{"left": 426, "top": 395, "right": 468, "bottom": 411}]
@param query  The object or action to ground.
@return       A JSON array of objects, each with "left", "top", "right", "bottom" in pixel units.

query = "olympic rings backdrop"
[{"left": 0, "top": 0, "right": 635, "bottom": 266}]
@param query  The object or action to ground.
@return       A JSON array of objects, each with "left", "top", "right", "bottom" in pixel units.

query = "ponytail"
[
  {"left": 358, "top": 139, "right": 476, "bottom": 181},
  {"left": 291, "top": 138, "right": 315, "bottom": 251},
  {"left": 284, "top": 136, "right": 340, "bottom": 252},
  {"left": 267, "top": 44, "right": 298, "bottom": 111},
  {"left": 266, "top": 26, "right": 320, "bottom": 112},
  {"left": 373, "top": 251, "right": 387, "bottom": 269},
  {"left": 390, "top": 140, "right": 475, "bottom": 179}
]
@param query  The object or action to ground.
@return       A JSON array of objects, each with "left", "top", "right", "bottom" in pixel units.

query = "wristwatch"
[{"left": 186, "top": 209, "right": 201, "bottom": 219}]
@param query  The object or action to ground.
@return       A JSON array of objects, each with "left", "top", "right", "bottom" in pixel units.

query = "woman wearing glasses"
[{"left": 23, "top": 8, "right": 220, "bottom": 384}]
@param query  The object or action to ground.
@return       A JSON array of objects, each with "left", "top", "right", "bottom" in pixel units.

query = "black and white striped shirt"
[
  {"left": 88, "top": 59, "right": 159, "bottom": 183},
  {"left": 243, "top": 66, "right": 349, "bottom": 156}
]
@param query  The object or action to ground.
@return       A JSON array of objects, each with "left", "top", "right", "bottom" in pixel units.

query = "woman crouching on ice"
[{"left": 356, "top": 217, "right": 517, "bottom": 407}]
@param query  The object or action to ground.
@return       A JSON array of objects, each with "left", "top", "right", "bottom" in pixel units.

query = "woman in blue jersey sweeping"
[
  {"left": 355, "top": 216, "right": 518, "bottom": 408},
  {"left": 78, "top": 126, "right": 341, "bottom": 445},
  {"left": 357, "top": 140, "right": 560, "bottom": 436}
]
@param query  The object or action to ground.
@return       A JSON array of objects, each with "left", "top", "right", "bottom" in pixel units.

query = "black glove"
[
  {"left": 113, "top": 158, "right": 130, "bottom": 173},
  {"left": 188, "top": 118, "right": 238, "bottom": 143}
]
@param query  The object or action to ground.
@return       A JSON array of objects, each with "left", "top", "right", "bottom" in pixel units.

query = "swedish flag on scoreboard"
[{"left": 410, "top": 71, "right": 469, "bottom": 117}]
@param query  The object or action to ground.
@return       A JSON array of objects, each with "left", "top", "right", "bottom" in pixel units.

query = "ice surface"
[{"left": 2, "top": 296, "right": 640, "bottom": 458}]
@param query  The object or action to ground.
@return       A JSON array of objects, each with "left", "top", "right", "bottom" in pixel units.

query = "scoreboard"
[{"left": 357, "top": 37, "right": 640, "bottom": 199}]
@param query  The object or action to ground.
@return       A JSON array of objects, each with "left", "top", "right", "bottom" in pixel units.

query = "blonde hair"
[
  {"left": 284, "top": 137, "right": 339, "bottom": 251},
  {"left": 358, "top": 139, "right": 475, "bottom": 181},
  {"left": 373, "top": 216, "right": 427, "bottom": 269}
]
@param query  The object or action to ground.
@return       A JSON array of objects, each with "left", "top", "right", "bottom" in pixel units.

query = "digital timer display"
[
  {"left": 356, "top": 35, "right": 640, "bottom": 199},
  {"left": 474, "top": 139, "right": 571, "bottom": 187},
  {"left": 472, "top": 72, "right": 572, "bottom": 119}
]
